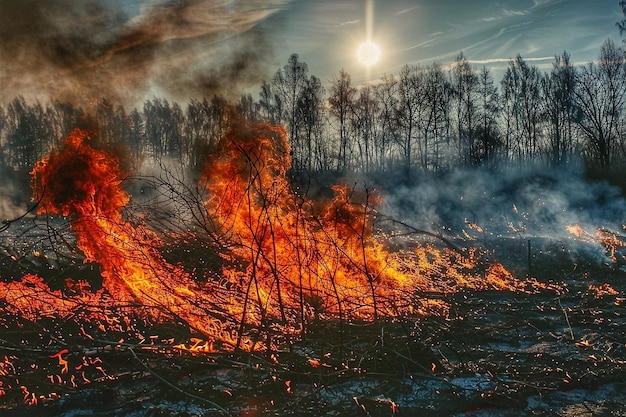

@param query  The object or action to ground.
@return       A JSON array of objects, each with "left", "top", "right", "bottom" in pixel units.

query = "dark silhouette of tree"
[
  {"left": 237, "top": 93, "right": 259, "bottom": 123},
  {"left": 617, "top": 0, "right": 626, "bottom": 36},
  {"left": 127, "top": 108, "right": 145, "bottom": 168},
  {"left": 328, "top": 69, "right": 357, "bottom": 172},
  {"left": 259, "top": 81, "right": 280, "bottom": 124},
  {"left": 395, "top": 64, "right": 423, "bottom": 174},
  {"left": 574, "top": 39, "right": 626, "bottom": 169},
  {"left": 500, "top": 55, "right": 543, "bottom": 163},
  {"left": 5, "top": 97, "right": 52, "bottom": 171},
  {"left": 296, "top": 75, "right": 325, "bottom": 171},
  {"left": 372, "top": 75, "right": 399, "bottom": 172},
  {"left": 451, "top": 53, "right": 480, "bottom": 165},
  {"left": 475, "top": 67, "right": 501, "bottom": 164},
  {"left": 272, "top": 53, "right": 309, "bottom": 170},
  {"left": 351, "top": 84, "right": 379, "bottom": 173},
  {"left": 422, "top": 62, "right": 451, "bottom": 170},
  {"left": 541, "top": 52, "right": 578, "bottom": 167}
]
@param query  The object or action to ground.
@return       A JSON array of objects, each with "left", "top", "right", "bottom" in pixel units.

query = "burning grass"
[{"left": 0, "top": 120, "right": 578, "bottom": 414}]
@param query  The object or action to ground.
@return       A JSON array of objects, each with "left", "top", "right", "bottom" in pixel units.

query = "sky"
[{"left": 0, "top": 0, "right": 622, "bottom": 108}]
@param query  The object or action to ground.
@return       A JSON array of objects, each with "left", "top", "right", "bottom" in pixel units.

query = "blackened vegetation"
[{"left": 0, "top": 228, "right": 625, "bottom": 416}]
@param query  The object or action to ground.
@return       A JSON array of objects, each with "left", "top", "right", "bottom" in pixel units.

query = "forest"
[{"left": 2, "top": 38, "right": 626, "bottom": 200}]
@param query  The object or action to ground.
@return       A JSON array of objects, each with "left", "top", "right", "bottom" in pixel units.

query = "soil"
[{"left": 1, "top": 237, "right": 625, "bottom": 417}]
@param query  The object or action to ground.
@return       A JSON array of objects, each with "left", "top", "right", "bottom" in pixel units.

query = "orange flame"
[
  {"left": 27, "top": 128, "right": 242, "bottom": 346},
  {"left": 0, "top": 122, "right": 537, "bottom": 358}
]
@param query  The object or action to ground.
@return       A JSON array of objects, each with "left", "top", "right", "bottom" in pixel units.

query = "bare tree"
[
  {"left": 500, "top": 55, "right": 543, "bottom": 163},
  {"left": 475, "top": 67, "right": 501, "bottom": 164},
  {"left": 541, "top": 51, "right": 578, "bottom": 167},
  {"left": 351, "top": 84, "right": 379, "bottom": 173},
  {"left": 574, "top": 39, "right": 626, "bottom": 169},
  {"left": 328, "top": 69, "right": 357, "bottom": 172},
  {"left": 272, "top": 53, "right": 309, "bottom": 171},
  {"left": 296, "top": 75, "right": 325, "bottom": 171},
  {"left": 372, "top": 75, "right": 398, "bottom": 172},
  {"left": 451, "top": 53, "right": 480, "bottom": 165},
  {"left": 395, "top": 64, "right": 424, "bottom": 174}
]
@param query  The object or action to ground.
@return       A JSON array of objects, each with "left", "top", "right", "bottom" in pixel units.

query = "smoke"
[
  {"left": 0, "top": 0, "right": 291, "bottom": 107},
  {"left": 378, "top": 163, "right": 626, "bottom": 263},
  {"left": 0, "top": 185, "right": 27, "bottom": 222}
]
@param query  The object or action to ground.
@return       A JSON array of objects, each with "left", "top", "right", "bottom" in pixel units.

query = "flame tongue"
[
  {"left": 32, "top": 128, "right": 128, "bottom": 218},
  {"left": 29, "top": 128, "right": 227, "bottom": 342}
]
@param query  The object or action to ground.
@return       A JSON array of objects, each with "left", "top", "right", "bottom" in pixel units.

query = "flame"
[
  {"left": 27, "top": 128, "right": 241, "bottom": 346},
  {"left": 202, "top": 118, "right": 416, "bottom": 321},
  {"left": 49, "top": 349, "right": 69, "bottom": 374},
  {"left": 567, "top": 223, "right": 625, "bottom": 261},
  {"left": 0, "top": 122, "right": 537, "bottom": 361}
]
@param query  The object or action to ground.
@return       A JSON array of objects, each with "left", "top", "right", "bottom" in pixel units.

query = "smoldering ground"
[{"left": 377, "top": 163, "right": 626, "bottom": 265}]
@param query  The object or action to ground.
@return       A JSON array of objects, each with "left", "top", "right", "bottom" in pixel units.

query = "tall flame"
[
  {"left": 29, "top": 128, "right": 237, "bottom": 345},
  {"left": 203, "top": 118, "right": 414, "bottom": 322}
]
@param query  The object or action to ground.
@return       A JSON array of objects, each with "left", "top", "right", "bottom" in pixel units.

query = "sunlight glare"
[{"left": 357, "top": 40, "right": 381, "bottom": 67}]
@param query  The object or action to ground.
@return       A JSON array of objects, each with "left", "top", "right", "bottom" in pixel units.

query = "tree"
[
  {"left": 475, "top": 67, "right": 501, "bottom": 164},
  {"left": 351, "top": 84, "right": 379, "bottom": 173},
  {"left": 500, "top": 55, "right": 543, "bottom": 163},
  {"left": 259, "top": 81, "right": 280, "bottom": 124},
  {"left": 237, "top": 93, "right": 259, "bottom": 123},
  {"left": 5, "top": 97, "right": 52, "bottom": 170},
  {"left": 272, "top": 53, "right": 309, "bottom": 170},
  {"left": 451, "top": 53, "right": 480, "bottom": 165},
  {"left": 422, "top": 62, "right": 452, "bottom": 170},
  {"left": 372, "top": 75, "right": 398, "bottom": 172},
  {"left": 296, "top": 75, "right": 325, "bottom": 171},
  {"left": 574, "top": 39, "right": 626, "bottom": 168},
  {"left": 617, "top": 0, "right": 626, "bottom": 37},
  {"left": 541, "top": 52, "right": 578, "bottom": 167},
  {"left": 328, "top": 69, "right": 357, "bottom": 172},
  {"left": 395, "top": 64, "right": 424, "bottom": 174},
  {"left": 127, "top": 108, "right": 145, "bottom": 168}
]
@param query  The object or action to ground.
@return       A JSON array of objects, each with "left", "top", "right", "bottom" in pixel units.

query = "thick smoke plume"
[{"left": 0, "top": 0, "right": 291, "bottom": 107}]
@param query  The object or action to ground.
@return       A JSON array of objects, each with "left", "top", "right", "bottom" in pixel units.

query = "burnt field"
[
  {"left": 0, "top": 232, "right": 624, "bottom": 417},
  {"left": 1, "top": 125, "right": 626, "bottom": 416}
]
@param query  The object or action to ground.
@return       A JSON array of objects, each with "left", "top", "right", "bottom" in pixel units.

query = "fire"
[
  {"left": 1, "top": 121, "right": 537, "bottom": 361},
  {"left": 203, "top": 118, "right": 414, "bottom": 322},
  {"left": 0, "top": 118, "right": 557, "bottom": 411},
  {"left": 27, "top": 128, "right": 241, "bottom": 346},
  {"left": 567, "top": 223, "right": 625, "bottom": 261},
  {"left": 49, "top": 349, "right": 69, "bottom": 374}
]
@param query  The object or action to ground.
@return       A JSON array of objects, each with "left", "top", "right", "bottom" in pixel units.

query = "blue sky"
[
  {"left": 0, "top": 0, "right": 622, "bottom": 106},
  {"left": 268, "top": 0, "right": 623, "bottom": 84}
]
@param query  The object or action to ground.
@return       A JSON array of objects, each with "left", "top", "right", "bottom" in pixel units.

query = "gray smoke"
[
  {"left": 0, "top": 0, "right": 291, "bottom": 107},
  {"left": 378, "top": 163, "right": 626, "bottom": 264}
]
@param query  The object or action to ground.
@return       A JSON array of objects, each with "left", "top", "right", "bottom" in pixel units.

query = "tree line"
[{"left": 1, "top": 38, "right": 626, "bottom": 189}]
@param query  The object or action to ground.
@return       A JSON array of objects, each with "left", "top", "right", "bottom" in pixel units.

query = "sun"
[{"left": 357, "top": 40, "right": 381, "bottom": 67}]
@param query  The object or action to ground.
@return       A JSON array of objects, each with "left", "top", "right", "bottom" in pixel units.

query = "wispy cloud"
[
  {"left": 468, "top": 56, "right": 554, "bottom": 65},
  {"left": 339, "top": 19, "right": 361, "bottom": 26},
  {"left": 396, "top": 5, "right": 419, "bottom": 15}
]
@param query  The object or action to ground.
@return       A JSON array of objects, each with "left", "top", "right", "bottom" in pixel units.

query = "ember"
[{"left": 1, "top": 121, "right": 623, "bottom": 416}]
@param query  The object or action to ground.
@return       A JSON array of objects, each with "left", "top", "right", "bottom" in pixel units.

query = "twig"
[
  {"left": 128, "top": 347, "right": 234, "bottom": 417},
  {"left": 557, "top": 298, "right": 574, "bottom": 341},
  {"left": 375, "top": 216, "right": 467, "bottom": 256}
]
